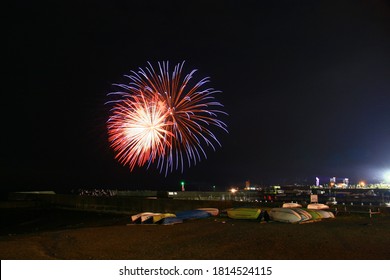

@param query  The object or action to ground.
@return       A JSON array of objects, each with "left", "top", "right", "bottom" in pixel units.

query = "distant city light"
[{"left": 230, "top": 188, "right": 238, "bottom": 194}]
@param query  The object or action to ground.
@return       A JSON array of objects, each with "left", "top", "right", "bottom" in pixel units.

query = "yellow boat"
[
  {"left": 227, "top": 207, "right": 261, "bottom": 219},
  {"left": 152, "top": 213, "right": 176, "bottom": 223}
]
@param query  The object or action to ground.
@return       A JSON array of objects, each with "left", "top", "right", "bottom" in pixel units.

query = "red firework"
[{"left": 106, "top": 61, "right": 227, "bottom": 174}]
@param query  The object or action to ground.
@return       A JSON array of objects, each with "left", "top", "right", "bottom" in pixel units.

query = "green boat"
[
  {"left": 305, "top": 209, "right": 322, "bottom": 220},
  {"left": 227, "top": 207, "right": 261, "bottom": 219}
]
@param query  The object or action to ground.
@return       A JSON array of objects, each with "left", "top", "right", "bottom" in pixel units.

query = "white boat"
[
  {"left": 196, "top": 208, "right": 219, "bottom": 216},
  {"left": 327, "top": 211, "right": 335, "bottom": 218},
  {"left": 307, "top": 203, "right": 329, "bottom": 210},
  {"left": 282, "top": 202, "right": 302, "bottom": 208},
  {"left": 141, "top": 213, "right": 162, "bottom": 223},
  {"left": 131, "top": 212, "right": 155, "bottom": 223},
  {"left": 269, "top": 208, "right": 302, "bottom": 223},
  {"left": 314, "top": 210, "right": 334, "bottom": 218}
]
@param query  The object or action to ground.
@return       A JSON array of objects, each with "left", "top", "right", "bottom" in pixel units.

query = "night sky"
[{"left": 3, "top": 0, "right": 390, "bottom": 192}]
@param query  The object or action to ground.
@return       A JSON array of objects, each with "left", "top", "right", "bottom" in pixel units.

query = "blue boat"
[
  {"left": 175, "top": 209, "right": 211, "bottom": 220},
  {"left": 160, "top": 217, "right": 183, "bottom": 225}
]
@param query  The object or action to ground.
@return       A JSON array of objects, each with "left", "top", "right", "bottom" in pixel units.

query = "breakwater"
[
  {"left": 6, "top": 192, "right": 255, "bottom": 214},
  {"left": 6, "top": 191, "right": 390, "bottom": 215}
]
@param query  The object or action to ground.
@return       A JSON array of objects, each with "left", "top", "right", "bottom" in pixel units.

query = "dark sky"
[{"left": 3, "top": 0, "right": 390, "bottom": 192}]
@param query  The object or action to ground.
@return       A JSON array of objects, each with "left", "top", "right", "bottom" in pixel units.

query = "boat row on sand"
[
  {"left": 130, "top": 206, "right": 334, "bottom": 225},
  {"left": 131, "top": 212, "right": 176, "bottom": 224},
  {"left": 273, "top": 202, "right": 334, "bottom": 222},
  {"left": 130, "top": 208, "right": 219, "bottom": 225},
  {"left": 226, "top": 206, "right": 335, "bottom": 223}
]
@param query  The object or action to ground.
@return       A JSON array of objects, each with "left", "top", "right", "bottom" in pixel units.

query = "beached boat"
[
  {"left": 160, "top": 217, "right": 183, "bottom": 225},
  {"left": 305, "top": 209, "right": 322, "bottom": 220},
  {"left": 307, "top": 203, "right": 329, "bottom": 210},
  {"left": 327, "top": 211, "right": 335, "bottom": 218},
  {"left": 227, "top": 207, "right": 261, "bottom": 219},
  {"left": 282, "top": 202, "right": 302, "bottom": 208},
  {"left": 152, "top": 213, "right": 176, "bottom": 223},
  {"left": 269, "top": 208, "right": 302, "bottom": 223},
  {"left": 292, "top": 208, "right": 312, "bottom": 221},
  {"left": 142, "top": 213, "right": 177, "bottom": 224},
  {"left": 141, "top": 213, "right": 161, "bottom": 224},
  {"left": 196, "top": 208, "right": 219, "bottom": 216},
  {"left": 314, "top": 210, "right": 334, "bottom": 218},
  {"left": 131, "top": 212, "right": 155, "bottom": 224},
  {"left": 175, "top": 209, "right": 211, "bottom": 220}
]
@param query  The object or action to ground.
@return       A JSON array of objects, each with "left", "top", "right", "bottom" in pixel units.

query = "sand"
[{"left": 1, "top": 208, "right": 390, "bottom": 260}]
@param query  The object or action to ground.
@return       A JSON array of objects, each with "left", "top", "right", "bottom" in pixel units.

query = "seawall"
[{"left": 6, "top": 192, "right": 261, "bottom": 214}]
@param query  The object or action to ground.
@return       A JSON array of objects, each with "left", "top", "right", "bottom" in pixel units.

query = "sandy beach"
[{"left": 1, "top": 208, "right": 390, "bottom": 260}]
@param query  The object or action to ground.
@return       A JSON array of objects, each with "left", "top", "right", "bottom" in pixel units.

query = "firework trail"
[{"left": 106, "top": 61, "right": 228, "bottom": 174}]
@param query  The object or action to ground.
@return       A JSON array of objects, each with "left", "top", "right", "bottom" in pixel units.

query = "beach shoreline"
[{"left": 1, "top": 208, "right": 389, "bottom": 260}]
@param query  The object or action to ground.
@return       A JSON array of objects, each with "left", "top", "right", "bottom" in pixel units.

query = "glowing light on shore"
[
  {"left": 384, "top": 171, "right": 390, "bottom": 183},
  {"left": 230, "top": 188, "right": 238, "bottom": 194}
]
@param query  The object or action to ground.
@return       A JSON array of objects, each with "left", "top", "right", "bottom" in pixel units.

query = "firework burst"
[{"left": 106, "top": 61, "right": 228, "bottom": 174}]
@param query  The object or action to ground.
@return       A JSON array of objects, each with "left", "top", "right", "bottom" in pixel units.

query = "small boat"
[
  {"left": 327, "top": 211, "right": 335, "bottom": 218},
  {"left": 196, "top": 208, "right": 219, "bottom": 216},
  {"left": 175, "top": 209, "right": 211, "bottom": 220},
  {"left": 141, "top": 213, "right": 162, "bottom": 224},
  {"left": 292, "top": 208, "right": 312, "bottom": 221},
  {"left": 269, "top": 208, "right": 302, "bottom": 223},
  {"left": 227, "top": 207, "right": 261, "bottom": 219},
  {"left": 153, "top": 213, "right": 176, "bottom": 224},
  {"left": 307, "top": 203, "right": 329, "bottom": 210},
  {"left": 282, "top": 202, "right": 302, "bottom": 208},
  {"left": 314, "top": 210, "right": 334, "bottom": 218},
  {"left": 131, "top": 212, "right": 155, "bottom": 224},
  {"left": 305, "top": 209, "right": 322, "bottom": 220},
  {"left": 160, "top": 217, "right": 183, "bottom": 225}
]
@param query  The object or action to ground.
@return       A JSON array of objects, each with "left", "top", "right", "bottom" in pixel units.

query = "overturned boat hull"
[
  {"left": 227, "top": 207, "right": 261, "bottom": 219},
  {"left": 196, "top": 208, "right": 219, "bottom": 216},
  {"left": 131, "top": 212, "right": 155, "bottom": 224},
  {"left": 269, "top": 208, "right": 302, "bottom": 223},
  {"left": 307, "top": 203, "right": 329, "bottom": 210},
  {"left": 175, "top": 209, "right": 211, "bottom": 220}
]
